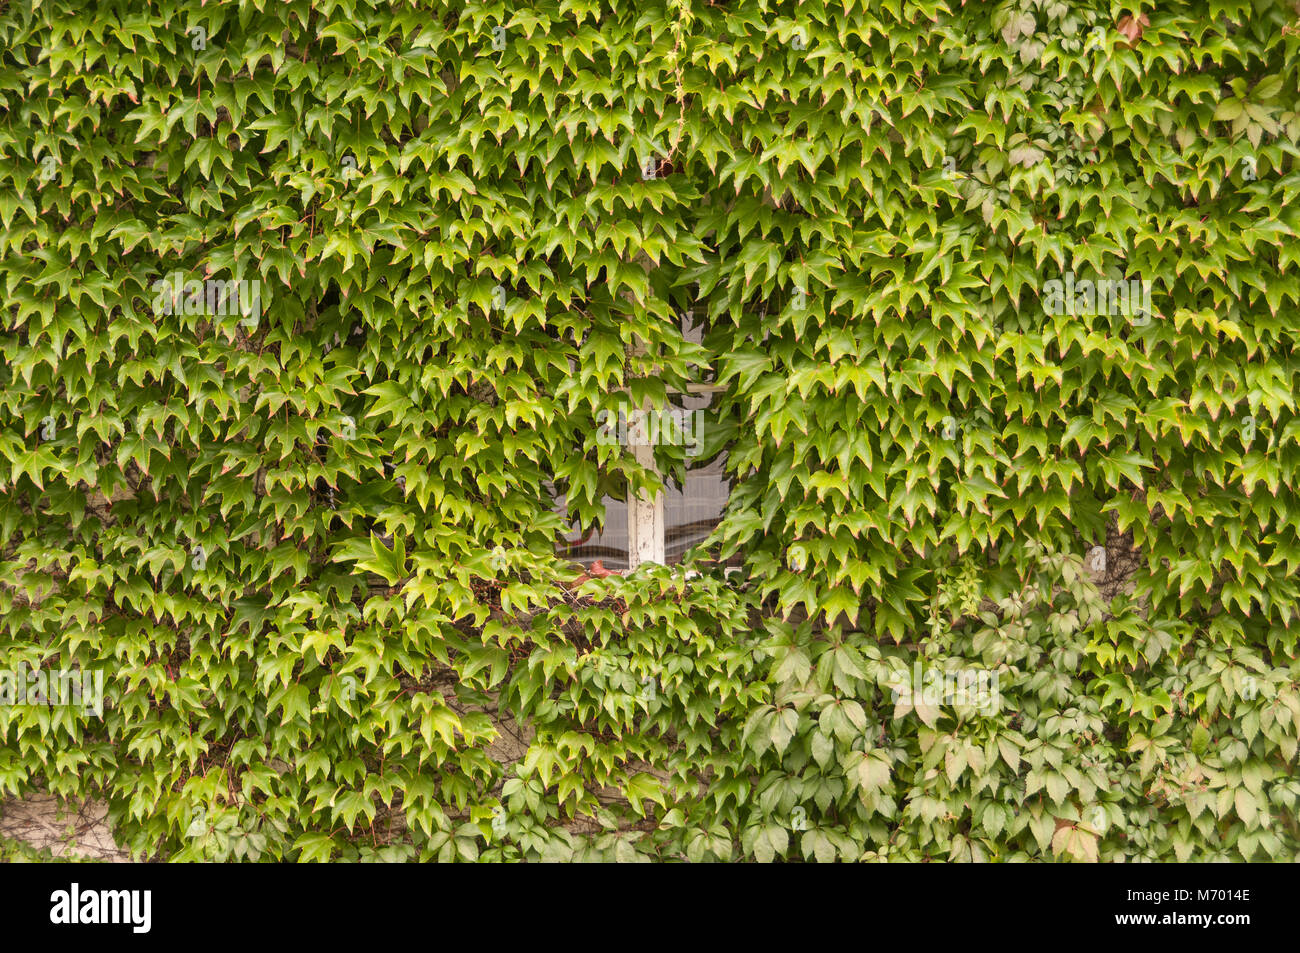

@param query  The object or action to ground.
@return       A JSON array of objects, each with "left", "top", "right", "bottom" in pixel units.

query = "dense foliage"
[{"left": 2, "top": 0, "right": 1299, "bottom": 862}]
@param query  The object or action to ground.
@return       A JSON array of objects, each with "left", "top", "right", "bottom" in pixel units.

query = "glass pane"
[
  {"left": 664, "top": 454, "right": 729, "bottom": 564},
  {"left": 558, "top": 496, "right": 630, "bottom": 571}
]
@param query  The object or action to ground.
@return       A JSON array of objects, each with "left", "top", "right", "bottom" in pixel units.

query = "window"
[
  {"left": 559, "top": 395, "right": 729, "bottom": 571},
  {"left": 559, "top": 311, "right": 731, "bottom": 572}
]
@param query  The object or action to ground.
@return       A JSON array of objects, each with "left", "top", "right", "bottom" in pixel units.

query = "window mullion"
[{"left": 627, "top": 404, "right": 665, "bottom": 568}]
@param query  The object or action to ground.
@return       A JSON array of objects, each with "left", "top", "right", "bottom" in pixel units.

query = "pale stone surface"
[{"left": 0, "top": 794, "right": 130, "bottom": 862}]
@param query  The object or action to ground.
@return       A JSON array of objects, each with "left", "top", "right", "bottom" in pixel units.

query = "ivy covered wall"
[{"left": 2, "top": 0, "right": 1299, "bottom": 861}]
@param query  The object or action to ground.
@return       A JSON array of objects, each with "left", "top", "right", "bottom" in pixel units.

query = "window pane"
[
  {"left": 558, "top": 496, "right": 630, "bottom": 571},
  {"left": 664, "top": 454, "right": 729, "bottom": 564}
]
